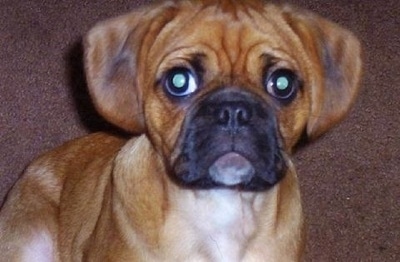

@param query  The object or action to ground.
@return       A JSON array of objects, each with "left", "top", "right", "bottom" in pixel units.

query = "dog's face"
[{"left": 84, "top": 0, "right": 362, "bottom": 190}]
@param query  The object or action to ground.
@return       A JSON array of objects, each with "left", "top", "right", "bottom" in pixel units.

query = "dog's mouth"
[
  {"left": 209, "top": 152, "right": 255, "bottom": 186},
  {"left": 172, "top": 149, "right": 286, "bottom": 192},
  {"left": 170, "top": 88, "right": 287, "bottom": 191}
]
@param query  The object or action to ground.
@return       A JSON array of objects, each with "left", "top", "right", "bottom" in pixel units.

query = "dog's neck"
[
  {"left": 163, "top": 188, "right": 273, "bottom": 261},
  {"left": 112, "top": 135, "right": 292, "bottom": 261}
]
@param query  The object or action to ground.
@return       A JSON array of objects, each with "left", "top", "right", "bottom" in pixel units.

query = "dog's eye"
[
  {"left": 265, "top": 69, "right": 298, "bottom": 101},
  {"left": 164, "top": 68, "right": 198, "bottom": 97}
]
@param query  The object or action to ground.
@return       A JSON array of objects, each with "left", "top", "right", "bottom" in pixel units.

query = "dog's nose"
[{"left": 215, "top": 101, "right": 252, "bottom": 130}]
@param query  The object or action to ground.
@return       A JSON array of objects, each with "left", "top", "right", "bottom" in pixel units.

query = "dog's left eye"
[
  {"left": 164, "top": 68, "right": 198, "bottom": 97},
  {"left": 264, "top": 69, "right": 299, "bottom": 101}
]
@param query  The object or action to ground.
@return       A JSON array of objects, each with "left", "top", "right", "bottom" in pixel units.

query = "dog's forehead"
[{"left": 147, "top": 1, "right": 304, "bottom": 72}]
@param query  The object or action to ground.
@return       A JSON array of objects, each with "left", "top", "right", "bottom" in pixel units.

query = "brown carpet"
[{"left": 1, "top": 0, "right": 399, "bottom": 260}]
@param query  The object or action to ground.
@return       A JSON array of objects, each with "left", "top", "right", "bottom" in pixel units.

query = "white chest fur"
[{"left": 163, "top": 189, "right": 266, "bottom": 262}]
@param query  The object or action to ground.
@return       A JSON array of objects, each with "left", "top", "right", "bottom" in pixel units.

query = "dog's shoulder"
[
  {"left": 8, "top": 133, "right": 127, "bottom": 203},
  {"left": 27, "top": 132, "right": 126, "bottom": 174}
]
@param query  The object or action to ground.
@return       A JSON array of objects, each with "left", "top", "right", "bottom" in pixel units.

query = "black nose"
[{"left": 215, "top": 101, "right": 252, "bottom": 130}]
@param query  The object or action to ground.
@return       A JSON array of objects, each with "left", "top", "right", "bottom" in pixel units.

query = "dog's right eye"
[{"left": 164, "top": 68, "right": 198, "bottom": 97}]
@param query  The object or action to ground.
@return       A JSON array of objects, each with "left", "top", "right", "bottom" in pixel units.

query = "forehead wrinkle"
[
  {"left": 152, "top": 1, "right": 287, "bottom": 83},
  {"left": 146, "top": 4, "right": 221, "bottom": 73},
  {"left": 222, "top": 13, "right": 268, "bottom": 80},
  {"left": 181, "top": 2, "right": 265, "bottom": 78},
  {"left": 195, "top": 7, "right": 256, "bottom": 80},
  {"left": 220, "top": 22, "right": 241, "bottom": 76},
  {"left": 215, "top": 5, "right": 284, "bottom": 79},
  {"left": 196, "top": 0, "right": 266, "bottom": 17}
]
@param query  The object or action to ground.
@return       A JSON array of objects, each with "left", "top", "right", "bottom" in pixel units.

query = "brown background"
[{"left": 1, "top": 0, "right": 399, "bottom": 261}]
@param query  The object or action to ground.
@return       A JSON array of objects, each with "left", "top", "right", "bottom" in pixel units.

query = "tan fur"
[{"left": 0, "top": 0, "right": 361, "bottom": 261}]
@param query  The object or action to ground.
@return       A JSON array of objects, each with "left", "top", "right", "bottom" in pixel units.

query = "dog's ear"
[
  {"left": 84, "top": 4, "right": 174, "bottom": 133},
  {"left": 284, "top": 7, "right": 362, "bottom": 139}
]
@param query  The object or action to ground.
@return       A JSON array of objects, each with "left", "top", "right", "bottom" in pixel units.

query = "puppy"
[{"left": 0, "top": 0, "right": 362, "bottom": 261}]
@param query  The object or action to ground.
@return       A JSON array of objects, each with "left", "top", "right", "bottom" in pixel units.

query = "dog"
[{"left": 0, "top": 0, "right": 362, "bottom": 261}]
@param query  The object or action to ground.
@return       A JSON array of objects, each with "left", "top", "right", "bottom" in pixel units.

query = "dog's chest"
[{"left": 164, "top": 190, "right": 263, "bottom": 261}]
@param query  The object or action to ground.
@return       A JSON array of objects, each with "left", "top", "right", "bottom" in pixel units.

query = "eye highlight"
[
  {"left": 264, "top": 69, "right": 299, "bottom": 101},
  {"left": 164, "top": 67, "right": 198, "bottom": 97}
]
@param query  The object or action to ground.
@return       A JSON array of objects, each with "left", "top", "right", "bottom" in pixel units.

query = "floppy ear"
[
  {"left": 284, "top": 7, "right": 362, "bottom": 139},
  {"left": 84, "top": 4, "right": 174, "bottom": 133}
]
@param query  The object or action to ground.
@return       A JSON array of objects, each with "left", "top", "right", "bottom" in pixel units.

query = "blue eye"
[
  {"left": 164, "top": 68, "right": 198, "bottom": 97},
  {"left": 265, "top": 69, "right": 298, "bottom": 100}
]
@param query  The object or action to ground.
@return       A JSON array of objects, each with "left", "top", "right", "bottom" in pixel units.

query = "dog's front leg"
[{"left": 0, "top": 162, "right": 61, "bottom": 262}]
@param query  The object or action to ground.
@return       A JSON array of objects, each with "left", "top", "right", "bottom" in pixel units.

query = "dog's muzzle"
[{"left": 172, "top": 88, "right": 286, "bottom": 191}]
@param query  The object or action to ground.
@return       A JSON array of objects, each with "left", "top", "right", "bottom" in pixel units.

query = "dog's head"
[{"left": 84, "top": 0, "right": 362, "bottom": 191}]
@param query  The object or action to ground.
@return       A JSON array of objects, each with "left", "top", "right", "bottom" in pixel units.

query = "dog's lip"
[{"left": 208, "top": 152, "right": 255, "bottom": 186}]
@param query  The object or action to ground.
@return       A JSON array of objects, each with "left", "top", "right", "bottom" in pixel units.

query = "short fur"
[{"left": 0, "top": 0, "right": 361, "bottom": 261}]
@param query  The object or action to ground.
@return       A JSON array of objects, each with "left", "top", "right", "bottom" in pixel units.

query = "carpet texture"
[{"left": 1, "top": 0, "right": 399, "bottom": 261}]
